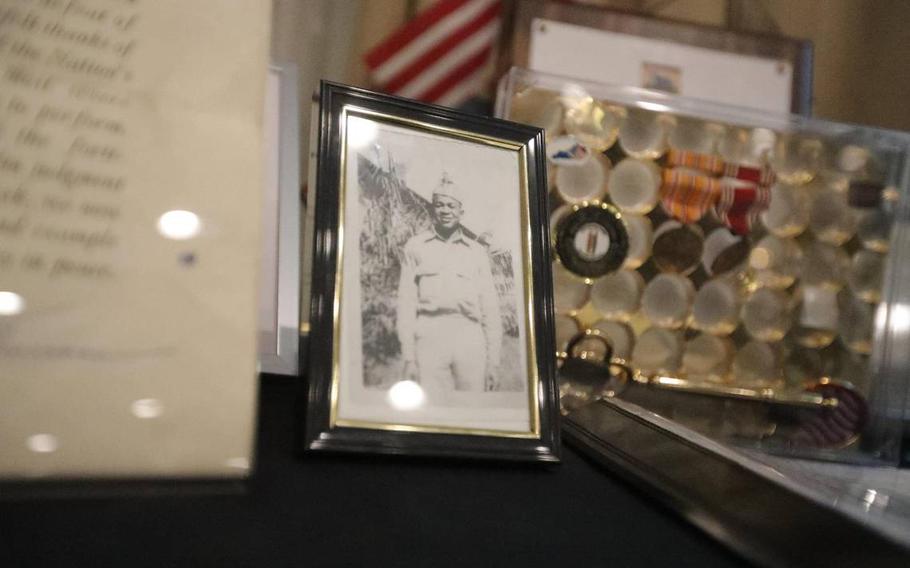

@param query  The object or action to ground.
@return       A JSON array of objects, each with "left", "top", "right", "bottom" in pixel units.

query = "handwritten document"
[{"left": 0, "top": 0, "right": 271, "bottom": 478}]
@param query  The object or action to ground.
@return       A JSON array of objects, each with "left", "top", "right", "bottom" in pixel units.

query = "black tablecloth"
[{"left": 0, "top": 376, "right": 743, "bottom": 567}]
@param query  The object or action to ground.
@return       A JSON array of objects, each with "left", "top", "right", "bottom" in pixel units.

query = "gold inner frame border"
[{"left": 329, "top": 104, "right": 541, "bottom": 439}]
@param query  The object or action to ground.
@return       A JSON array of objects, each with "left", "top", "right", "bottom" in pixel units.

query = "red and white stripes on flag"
[{"left": 364, "top": 0, "right": 502, "bottom": 107}]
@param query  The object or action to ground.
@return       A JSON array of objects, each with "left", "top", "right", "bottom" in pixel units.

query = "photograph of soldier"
[
  {"left": 335, "top": 115, "right": 531, "bottom": 431},
  {"left": 396, "top": 174, "right": 502, "bottom": 402}
]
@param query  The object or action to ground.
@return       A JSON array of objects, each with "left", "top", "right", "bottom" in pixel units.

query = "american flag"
[{"left": 364, "top": 0, "right": 502, "bottom": 108}]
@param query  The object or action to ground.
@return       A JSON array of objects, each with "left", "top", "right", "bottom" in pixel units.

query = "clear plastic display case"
[{"left": 496, "top": 66, "right": 910, "bottom": 548}]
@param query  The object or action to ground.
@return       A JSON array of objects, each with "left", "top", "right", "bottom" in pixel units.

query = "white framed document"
[
  {"left": 258, "top": 64, "right": 301, "bottom": 376},
  {"left": 0, "top": 0, "right": 271, "bottom": 479}
]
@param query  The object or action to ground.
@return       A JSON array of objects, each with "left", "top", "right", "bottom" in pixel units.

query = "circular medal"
[
  {"left": 590, "top": 320, "right": 634, "bottom": 361},
  {"left": 554, "top": 152, "right": 610, "bottom": 204},
  {"left": 555, "top": 203, "right": 629, "bottom": 278},
  {"left": 791, "top": 285, "right": 839, "bottom": 349},
  {"left": 590, "top": 269, "right": 644, "bottom": 321},
  {"left": 761, "top": 182, "right": 810, "bottom": 238},
  {"left": 509, "top": 89, "right": 563, "bottom": 138},
  {"left": 749, "top": 235, "right": 801, "bottom": 289},
  {"left": 794, "top": 381, "right": 867, "bottom": 448},
  {"left": 621, "top": 214, "right": 652, "bottom": 269},
  {"left": 608, "top": 157, "right": 661, "bottom": 214},
  {"left": 641, "top": 273, "right": 695, "bottom": 329},
  {"left": 682, "top": 333, "right": 733, "bottom": 380},
  {"left": 691, "top": 278, "right": 740, "bottom": 336},
  {"left": 554, "top": 313, "right": 581, "bottom": 358},
  {"left": 667, "top": 116, "right": 724, "bottom": 154},
  {"left": 732, "top": 341, "right": 781, "bottom": 386},
  {"left": 836, "top": 144, "right": 870, "bottom": 174},
  {"left": 563, "top": 97, "right": 622, "bottom": 151},
  {"left": 848, "top": 249, "right": 884, "bottom": 303},
  {"left": 800, "top": 241, "right": 849, "bottom": 290},
  {"left": 618, "top": 108, "right": 672, "bottom": 159},
  {"left": 552, "top": 261, "right": 590, "bottom": 313},
  {"left": 768, "top": 134, "right": 823, "bottom": 185},
  {"left": 855, "top": 208, "right": 891, "bottom": 253},
  {"left": 838, "top": 290, "right": 874, "bottom": 355},
  {"left": 809, "top": 179, "right": 856, "bottom": 245},
  {"left": 632, "top": 327, "right": 683, "bottom": 375},
  {"left": 652, "top": 222, "right": 704, "bottom": 274},
  {"left": 742, "top": 287, "right": 791, "bottom": 342},
  {"left": 702, "top": 228, "right": 749, "bottom": 276}
]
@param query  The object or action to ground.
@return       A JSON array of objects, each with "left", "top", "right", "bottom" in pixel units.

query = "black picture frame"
[{"left": 300, "top": 81, "right": 560, "bottom": 462}]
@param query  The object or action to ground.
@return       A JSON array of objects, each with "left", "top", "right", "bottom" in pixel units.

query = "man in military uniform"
[{"left": 397, "top": 174, "right": 502, "bottom": 399}]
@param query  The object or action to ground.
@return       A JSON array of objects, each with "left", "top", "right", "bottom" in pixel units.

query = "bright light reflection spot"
[
  {"left": 750, "top": 247, "right": 771, "bottom": 270},
  {"left": 347, "top": 116, "right": 378, "bottom": 150},
  {"left": 131, "top": 398, "right": 163, "bottom": 419},
  {"left": 638, "top": 101, "right": 672, "bottom": 113},
  {"left": 560, "top": 84, "right": 590, "bottom": 101},
  {"left": 889, "top": 303, "right": 910, "bottom": 335},
  {"left": 157, "top": 210, "right": 201, "bottom": 240},
  {"left": 0, "top": 291, "right": 25, "bottom": 316},
  {"left": 26, "top": 433, "right": 58, "bottom": 453},
  {"left": 225, "top": 457, "right": 250, "bottom": 470},
  {"left": 387, "top": 380, "right": 425, "bottom": 411}
]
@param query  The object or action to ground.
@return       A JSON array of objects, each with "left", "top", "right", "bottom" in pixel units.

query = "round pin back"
[{"left": 554, "top": 203, "right": 629, "bottom": 278}]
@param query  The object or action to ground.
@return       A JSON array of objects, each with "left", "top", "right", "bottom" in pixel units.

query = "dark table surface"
[{"left": 0, "top": 376, "right": 745, "bottom": 567}]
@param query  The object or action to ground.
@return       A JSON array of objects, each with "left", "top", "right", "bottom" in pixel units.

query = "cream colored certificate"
[{"left": 0, "top": 0, "right": 271, "bottom": 478}]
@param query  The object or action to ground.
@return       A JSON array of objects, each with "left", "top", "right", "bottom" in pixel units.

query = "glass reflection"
[
  {"left": 26, "top": 433, "right": 58, "bottom": 453},
  {"left": 0, "top": 291, "right": 25, "bottom": 316},
  {"left": 346, "top": 115, "right": 379, "bottom": 149},
  {"left": 157, "top": 210, "right": 201, "bottom": 240},
  {"left": 387, "top": 379, "right": 426, "bottom": 411}
]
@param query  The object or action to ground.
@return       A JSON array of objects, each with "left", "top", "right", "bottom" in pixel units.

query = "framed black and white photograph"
[{"left": 301, "top": 82, "right": 559, "bottom": 462}]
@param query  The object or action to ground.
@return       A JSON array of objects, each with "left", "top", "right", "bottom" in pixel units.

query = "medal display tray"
[{"left": 495, "top": 67, "right": 910, "bottom": 467}]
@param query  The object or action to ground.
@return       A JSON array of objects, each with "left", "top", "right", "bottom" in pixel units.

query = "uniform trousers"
[{"left": 415, "top": 313, "right": 486, "bottom": 397}]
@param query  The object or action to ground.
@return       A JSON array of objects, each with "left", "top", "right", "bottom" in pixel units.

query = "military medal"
[
  {"left": 552, "top": 260, "right": 591, "bottom": 313},
  {"left": 618, "top": 108, "right": 672, "bottom": 159},
  {"left": 800, "top": 241, "right": 849, "bottom": 290},
  {"left": 742, "top": 288, "right": 791, "bottom": 342},
  {"left": 641, "top": 273, "right": 695, "bottom": 329},
  {"left": 791, "top": 285, "right": 840, "bottom": 349},
  {"left": 652, "top": 221, "right": 704, "bottom": 275},
  {"left": 691, "top": 278, "right": 741, "bottom": 336},
  {"left": 760, "top": 182, "right": 810, "bottom": 237},
  {"left": 509, "top": 88, "right": 563, "bottom": 139},
  {"left": 621, "top": 213, "right": 653, "bottom": 269},
  {"left": 632, "top": 327, "right": 683, "bottom": 375},
  {"left": 848, "top": 250, "right": 885, "bottom": 303},
  {"left": 682, "top": 334, "right": 733, "bottom": 380},
  {"left": 590, "top": 269, "right": 644, "bottom": 321},
  {"left": 590, "top": 320, "right": 635, "bottom": 361},
  {"left": 702, "top": 228, "right": 749, "bottom": 276},
  {"left": 554, "top": 202, "right": 629, "bottom": 278},
  {"left": 554, "top": 152, "right": 610, "bottom": 204},
  {"left": 563, "top": 97, "right": 623, "bottom": 152},
  {"left": 731, "top": 341, "right": 782, "bottom": 387},
  {"left": 667, "top": 116, "right": 724, "bottom": 154},
  {"left": 608, "top": 157, "right": 661, "bottom": 214},
  {"left": 769, "top": 134, "right": 823, "bottom": 185}
]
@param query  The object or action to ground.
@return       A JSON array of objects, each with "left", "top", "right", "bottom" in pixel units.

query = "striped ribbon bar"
[
  {"left": 723, "top": 162, "right": 776, "bottom": 186},
  {"left": 714, "top": 178, "right": 771, "bottom": 235},
  {"left": 659, "top": 168, "right": 722, "bottom": 223},
  {"left": 666, "top": 149, "right": 725, "bottom": 176}
]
